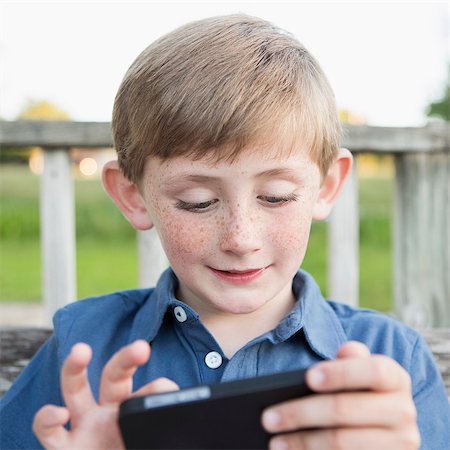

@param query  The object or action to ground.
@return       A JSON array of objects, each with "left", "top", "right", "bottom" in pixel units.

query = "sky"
[{"left": 0, "top": 1, "right": 448, "bottom": 126}]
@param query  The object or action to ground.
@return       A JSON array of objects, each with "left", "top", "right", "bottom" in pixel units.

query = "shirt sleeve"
[
  {"left": 411, "top": 333, "right": 450, "bottom": 450},
  {"left": 0, "top": 335, "right": 63, "bottom": 450}
]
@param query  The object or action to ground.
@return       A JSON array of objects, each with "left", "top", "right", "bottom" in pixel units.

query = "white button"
[
  {"left": 205, "top": 351, "right": 222, "bottom": 369},
  {"left": 173, "top": 306, "right": 187, "bottom": 323}
]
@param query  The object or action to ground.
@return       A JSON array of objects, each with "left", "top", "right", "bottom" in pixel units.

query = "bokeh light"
[
  {"left": 79, "top": 157, "right": 98, "bottom": 177},
  {"left": 29, "top": 147, "right": 43, "bottom": 175}
]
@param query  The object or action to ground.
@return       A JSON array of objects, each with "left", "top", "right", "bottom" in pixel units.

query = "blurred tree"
[
  {"left": 426, "top": 67, "right": 450, "bottom": 121},
  {"left": 1, "top": 100, "right": 70, "bottom": 163},
  {"left": 339, "top": 108, "right": 366, "bottom": 124},
  {"left": 18, "top": 99, "right": 70, "bottom": 120}
]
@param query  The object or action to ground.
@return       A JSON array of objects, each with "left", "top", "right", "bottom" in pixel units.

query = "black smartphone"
[{"left": 118, "top": 368, "right": 312, "bottom": 449}]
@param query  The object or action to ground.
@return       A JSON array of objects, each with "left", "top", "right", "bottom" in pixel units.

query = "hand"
[
  {"left": 262, "top": 341, "right": 420, "bottom": 450},
  {"left": 33, "top": 340, "right": 178, "bottom": 450}
]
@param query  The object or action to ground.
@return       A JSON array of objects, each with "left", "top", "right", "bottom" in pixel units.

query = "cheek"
[
  {"left": 268, "top": 202, "right": 314, "bottom": 256},
  {"left": 154, "top": 208, "right": 216, "bottom": 262}
]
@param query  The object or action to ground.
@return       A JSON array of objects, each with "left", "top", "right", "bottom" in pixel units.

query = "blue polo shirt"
[{"left": 1, "top": 269, "right": 449, "bottom": 449}]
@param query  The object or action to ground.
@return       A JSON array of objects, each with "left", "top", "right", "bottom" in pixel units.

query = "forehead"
[{"left": 142, "top": 143, "right": 320, "bottom": 184}]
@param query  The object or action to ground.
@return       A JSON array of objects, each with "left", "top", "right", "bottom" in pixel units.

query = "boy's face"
[{"left": 137, "top": 145, "right": 327, "bottom": 317}]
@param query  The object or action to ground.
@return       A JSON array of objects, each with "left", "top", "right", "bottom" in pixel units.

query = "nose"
[{"left": 219, "top": 207, "right": 262, "bottom": 256}]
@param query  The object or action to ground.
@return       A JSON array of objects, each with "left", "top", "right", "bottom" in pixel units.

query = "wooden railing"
[{"left": 0, "top": 121, "right": 449, "bottom": 327}]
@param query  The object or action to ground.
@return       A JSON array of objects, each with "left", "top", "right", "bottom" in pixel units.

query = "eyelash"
[
  {"left": 175, "top": 199, "right": 219, "bottom": 212},
  {"left": 259, "top": 193, "right": 299, "bottom": 205},
  {"left": 175, "top": 193, "right": 299, "bottom": 212}
]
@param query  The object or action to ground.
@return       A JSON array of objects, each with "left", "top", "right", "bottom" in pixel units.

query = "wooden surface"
[
  {"left": 41, "top": 150, "right": 77, "bottom": 325},
  {"left": 138, "top": 229, "right": 168, "bottom": 288},
  {"left": 419, "top": 328, "right": 450, "bottom": 400},
  {"left": 0, "top": 121, "right": 449, "bottom": 153},
  {"left": 1, "top": 327, "right": 449, "bottom": 399},
  {"left": 0, "top": 121, "right": 112, "bottom": 148},
  {"left": 328, "top": 163, "right": 359, "bottom": 306},
  {"left": 394, "top": 153, "right": 450, "bottom": 328},
  {"left": 0, "top": 328, "right": 52, "bottom": 395}
]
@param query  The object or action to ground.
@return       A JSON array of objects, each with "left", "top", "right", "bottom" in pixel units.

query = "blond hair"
[{"left": 112, "top": 14, "right": 341, "bottom": 182}]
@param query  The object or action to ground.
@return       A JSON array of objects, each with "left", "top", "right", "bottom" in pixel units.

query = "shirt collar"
[
  {"left": 129, "top": 268, "right": 178, "bottom": 342},
  {"left": 294, "top": 270, "right": 348, "bottom": 359},
  {"left": 129, "top": 268, "right": 348, "bottom": 360}
]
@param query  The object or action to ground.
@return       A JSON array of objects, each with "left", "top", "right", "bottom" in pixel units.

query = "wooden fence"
[{"left": 0, "top": 121, "right": 449, "bottom": 327}]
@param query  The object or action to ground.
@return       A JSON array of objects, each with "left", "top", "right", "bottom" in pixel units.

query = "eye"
[
  {"left": 258, "top": 193, "right": 299, "bottom": 206},
  {"left": 175, "top": 199, "right": 218, "bottom": 212}
]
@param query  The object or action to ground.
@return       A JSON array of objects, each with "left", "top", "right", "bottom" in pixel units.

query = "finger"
[
  {"left": 337, "top": 341, "right": 371, "bottom": 359},
  {"left": 133, "top": 377, "right": 180, "bottom": 397},
  {"left": 99, "top": 340, "right": 151, "bottom": 404},
  {"left": 262, "top": 391, "right": 416, "bottom": 433},
  {"left": 306, "top": 355, "right": 412, "bottom": 393},
  {"left": 33, "top": 405, "right": 70, "bottom": 450},
  {"left": 269, "top": 426, "right": 421, "bottom": 450},
  {"left": 61, "top": 343, "right": 97, "bottom": 421}
]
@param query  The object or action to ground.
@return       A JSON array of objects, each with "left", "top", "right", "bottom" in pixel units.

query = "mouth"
[{"left": 208, "top": 267, "right": 268, "bottom": 284}]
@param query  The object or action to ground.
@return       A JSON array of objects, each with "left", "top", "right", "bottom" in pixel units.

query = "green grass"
[
  {"left": 0, "top": 239, "right": 138, "bottom": 301},
  {"left": 0, "top": 165, "right": 138, "bottom": 301},
  {"left": 296, "top": 177, "right": 393, "bottom": 312},
  {"left": 0, "top": 164, "right": 393, "bottom": 312},
  {"left": 358, "top": 177, "right": 393, "bottom": 312},
  {"left": 0, "top": 165, "right": 135, "bottom": 241},
  {"left": 0, "top": 240, "right": 42, "bottom": 301},
  {"left": 76, "top": 238, "right": 138, "bottom": 298},
  {"left": 302, "top": 217, "right": 392, "bottom": 313},
  {"left": 302, "top": 222, "right": 327, "bottom": 291}
]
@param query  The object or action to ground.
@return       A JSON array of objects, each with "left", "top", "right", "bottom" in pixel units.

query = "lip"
[{"left": 209, "top": 267, "right": 268, "bottom": 285}]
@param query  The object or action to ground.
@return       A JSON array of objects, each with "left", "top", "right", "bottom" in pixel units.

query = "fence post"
[
  {"left": 328, "top": 159, "right": 359, "bottom": 306},
  {"left": 394, "top": 152, "right": 450, "bottom": 327},
  {"left": 40, "top": 149, "right": 76, "bottom": 325},
  {"left": 138, "top": 229, "right": 167, "bottom": 288}
]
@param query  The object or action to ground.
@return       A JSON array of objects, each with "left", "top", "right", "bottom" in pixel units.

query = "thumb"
[
  {"left": 337, "top": 340, "right": 371, "bottom": 359},
  {"left": 33, "top": 405, "right": 70, "bottom": 450},
  {"left": 132, "top": 377, "right": 179, "bottom": 397}
]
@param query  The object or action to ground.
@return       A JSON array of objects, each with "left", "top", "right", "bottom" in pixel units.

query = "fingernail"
[
  {"left": 262, "top": 409, "right": 281, "bottom": 431},
  {"left": 270, "top": 437, "right": 288, "bottom": 450},
  {"left": 308, "top": 367, "right": 326, "bottom": 388}
]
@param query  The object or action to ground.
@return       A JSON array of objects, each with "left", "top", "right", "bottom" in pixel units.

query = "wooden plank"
[
  {"left": 341, "top": 122, "right": 450, "bottom": 153},
  {"left": 0, "top": 121, "right": 449, "bottom": 153},
  {"left": 328, "top": 159, "right": 359, "bottom": 306},
  {"left": 394, "top": 153, "right": 450, "bottom": 327},
  {"left": 40, "top": 149, "right": 77, "bottom": 325},
  {"left": 138, "top": 229, "right": 168, "bottom": 288},
  {"left": 0, "top": 121, "right": 112, "bottom": 148},
  {"left": 419, "top": 328, "right": 450, "bottom": 401},
  {"left": 0, "top": 328, "right": 52, "bottom": 395}
]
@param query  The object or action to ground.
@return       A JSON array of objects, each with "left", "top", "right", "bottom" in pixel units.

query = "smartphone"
[{"left": 118, "top": 368, "right": 312, "bottom": 449}]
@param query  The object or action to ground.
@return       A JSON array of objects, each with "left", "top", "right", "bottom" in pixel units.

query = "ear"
[
  {"left": 312, "top": 148, "right": 353, "bottom": 220},
  {"left": 102, "top": 160, "right": 154, "bottom": 230}
]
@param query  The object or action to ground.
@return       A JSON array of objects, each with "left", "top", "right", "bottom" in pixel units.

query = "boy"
[{"left": 1, "top": 14, "right": 449, "bottom": 450}]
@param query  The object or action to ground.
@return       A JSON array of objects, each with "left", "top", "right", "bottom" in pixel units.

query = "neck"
[{"left": 200, "top": 290, "right": 296, "bottom": 359}]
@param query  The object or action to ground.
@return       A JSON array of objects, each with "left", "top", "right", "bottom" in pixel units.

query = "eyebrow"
[
  {"left": 162, "top": 167, "right": 301, "bottom": 188},
  {"left": 257, "top": 168, "right": 300, "bottom": 180},
  {"left": 162, "top": 174, "right": 217, "bottom": 187}
]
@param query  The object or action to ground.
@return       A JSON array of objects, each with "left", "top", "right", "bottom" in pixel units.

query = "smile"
[{"left": 209, "top": 267, "right": 267, "bottom": 285}]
